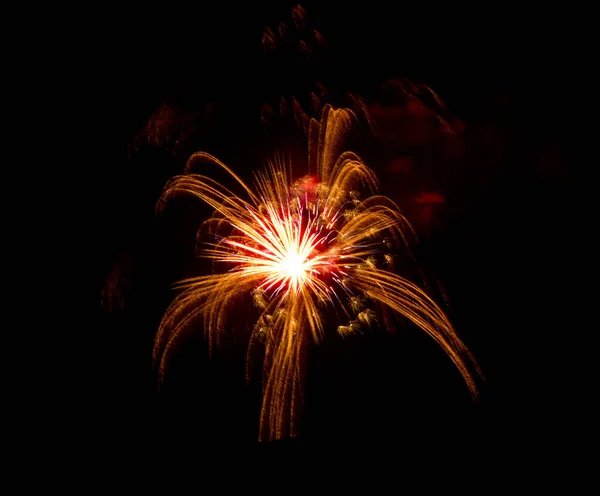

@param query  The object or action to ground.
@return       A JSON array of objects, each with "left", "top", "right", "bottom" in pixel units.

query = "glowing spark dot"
[{"left": 153, "top": 104, "right": 484, "bottom": 442}]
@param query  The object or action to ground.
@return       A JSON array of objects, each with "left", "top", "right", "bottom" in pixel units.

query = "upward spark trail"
[{"left": 153, "top": 105, "right": 484, "bottom": 441}]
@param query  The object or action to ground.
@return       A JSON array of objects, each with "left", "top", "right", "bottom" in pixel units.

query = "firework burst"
[{"left": 153, "top": 104, "right": 483, "bottom": 441}]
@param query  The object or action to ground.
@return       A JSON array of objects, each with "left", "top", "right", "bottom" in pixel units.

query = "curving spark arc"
[{"left": 153, "top": 105, "right": 484, "bottom": 441}]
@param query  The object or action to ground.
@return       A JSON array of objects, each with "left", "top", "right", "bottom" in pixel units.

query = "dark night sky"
[{"left": 89, "top": 1, "right": 578, "bottom": 476}]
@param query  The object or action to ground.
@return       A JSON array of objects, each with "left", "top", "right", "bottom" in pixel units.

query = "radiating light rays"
[{"left": 153, "top": 104, "right": 483, "bottom": 442}]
